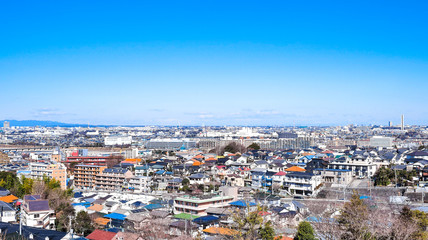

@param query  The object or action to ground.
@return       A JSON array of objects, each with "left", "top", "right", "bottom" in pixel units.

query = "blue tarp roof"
[
  {"left": 360, "top": 196, "right": 372, "bottom": 200},
  {"left": 155, "top": 170, "right": 165, "bottom": 175},
  {"left": 166, "top": 171, "right": 173, "bottom": 175},
  {"left": 144, "top": 204, "right": 164, "bottom": 210},
  {"left": 192, "top": 215, "right": 219, "bottom": 224},
  {"left": 104, "top": 213, "right": 126, "bottom": 220},
  {"left": 229, "top": 200, "right": 256, "bottom": 207},
  {"left": 72, "top": 202, "right": 91, "bottom": 208}
]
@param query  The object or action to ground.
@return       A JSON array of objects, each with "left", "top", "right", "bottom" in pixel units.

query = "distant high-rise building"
[
  {"left": 401, "top": 115, "right": 404, "bottom": 130},
  {"left": 3, "top": 121, "right": 10, "bottom": 128},
  {"left": 388, "top": 121, "right": 392, "bottom": 127}
]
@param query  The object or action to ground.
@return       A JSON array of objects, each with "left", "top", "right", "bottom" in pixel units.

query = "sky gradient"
[{"left": 1, "top": 1, "right": 427, "bottom": 126}]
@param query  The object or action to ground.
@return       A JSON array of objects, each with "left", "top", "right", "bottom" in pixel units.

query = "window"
[{"left": 34, "top": 214, "right": 40, "bottom": 218}]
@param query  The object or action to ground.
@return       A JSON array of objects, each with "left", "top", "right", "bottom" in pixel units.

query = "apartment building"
[
  {"left": 328, "top": 156, "right": 377, "bottom": 178},
  {"left": 95, "top": 168, "right": 133, "bottom": 191},
  {"left": 29, "top": 163, "right": 67, "bottom": 189},
  {"left": 174, "top": 194, "right": 234, "bottom": 216},
  {"left": 312, "top": 168, "right": 353, "bottom": 185},
  {"left": 283, "top": 172, "right": 322, "bottom": 196},
  {"left": 21, "top": 195, "right": 55, "bottom": 229},
  {"left": 74, "top": 165, "right": 107, "bottom": 190},
  {"left": 127, "top": 176, "right": 152, "bottom": 193}
]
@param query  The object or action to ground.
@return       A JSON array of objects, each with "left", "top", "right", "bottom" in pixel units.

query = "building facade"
[{"left": 74, "top": 165, "right": 107, "bottom": 189}]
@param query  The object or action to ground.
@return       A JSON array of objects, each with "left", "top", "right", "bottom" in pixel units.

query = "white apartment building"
[
  {"left": 29, "top": 163, "right": 67, "bottom": 189},
  {"left": 328, "top": 156, "right": 377, "bottom": 178},
  {"left": 127, "top": 176, "right": 152, "bottom": 193},
  {"left": 283, "top": 172, "right": 322, "bottom": 196},
  {"left": 174, "top": 194, "right": 234, "bottom": 216}
]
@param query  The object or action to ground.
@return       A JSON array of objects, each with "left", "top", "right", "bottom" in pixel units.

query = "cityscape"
[{"left": 1, "top": 1, "right": 428, "bottom": 240}]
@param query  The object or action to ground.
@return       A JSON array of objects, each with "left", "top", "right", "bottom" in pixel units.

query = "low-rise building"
[
  {"left": 328, "top": 156, "right": 377, "bottom": 178},
  {"left": 173, "top": 194, "right": 234, "bottom": 216},
  {"left": 312, "top": 168, "right": 353, "bottom": 185},
  {"left": 0, "top": 201, "right": 16, "bottom": 223},
  {"left": 127, "top": 176, "right": 152, "bottom": 193},
  {"left": 283, "top": 172, "right": 322, "bottom": 196}
]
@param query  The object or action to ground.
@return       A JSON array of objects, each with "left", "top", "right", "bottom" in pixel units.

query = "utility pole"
[
  {"left": 69, "top": 216, "right": 74, "bottom": 239},
  {"left": 19, "top": 206, "right": 22, "bottom": 235}
]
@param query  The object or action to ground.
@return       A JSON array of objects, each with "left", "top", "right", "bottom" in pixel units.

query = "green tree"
[
  {"left": 182, "top": 178, "right": 190, "bottom": 186},
  {"left": 248, "top": 143, "right": 261, "bottom": 150},
  {"left": 373, "top": 167, "right": 393, "bottom": 186},
  {"left": 259, "top": 220, "right": 275, "bottom": 240},
  {"left": 74, "top": 211, "right": 94, "bottom": 236},
  {"left": 294, "top": 221, "right": 316, "bottom": 240}
]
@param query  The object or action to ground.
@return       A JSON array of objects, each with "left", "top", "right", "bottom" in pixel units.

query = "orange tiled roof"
[
  {"left": 88, "top": 204, "right": 103, "bottom": 212},
  {"left": 0, "top": 195, "right": 18, "bottom": 203},
  {"left": 94, "top": 217, "right": 110, "bottom": 226},
  {"left": 203, "top": 227, "right": 238, "bottom": 236},
  {"left": 285, "top": 166, "right": 306, "bottom": 172},
  {"left": 192, "top": 160, "right": 204, "bottom": 166}
]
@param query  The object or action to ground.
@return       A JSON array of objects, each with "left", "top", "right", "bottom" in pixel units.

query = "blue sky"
[{"left": 0, "top": 1, "right": 427, "bottom": 126}]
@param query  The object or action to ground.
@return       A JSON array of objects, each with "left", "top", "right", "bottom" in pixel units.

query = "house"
[
  {"left": 0, "top": 200, "right": 16, "bottom": 222},
  {"left": 224, "top": 174, "right": 245, "bottom": 187},
  {"left": 188, "top": 173, "right": 210, "bottom": 184},
  {"left": 86, "top": 229, "right": 117, "bottom": 240},
  {"left": 21, "top": 195, "right": 56, "bottom": 229}
]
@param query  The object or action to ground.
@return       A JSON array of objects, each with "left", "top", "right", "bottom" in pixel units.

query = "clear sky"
[{"left": 1, "top": 1, "right": 427, "bottom": 126}]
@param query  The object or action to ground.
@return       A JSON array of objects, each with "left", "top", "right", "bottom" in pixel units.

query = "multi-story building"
[
  {"left": 328, "top": 156, "right": 377, "bottom": 178},
  {"left": 127, "top": 176, "right": 152, "bottom": 193},
  {"left": 74, "top": 165, "right": 107, "bottom": 190},
  {"left": 63, "top": 156, "right": 109, "bottom": 168},
  {"left": 173, "top": 194, "right": 234, "bottom": 216},
  {"left": 21, "top": 195, "right": 55, "bottom": 229},
  {"left": 95, "top": 168, "right": 133, "bottom": 191},
  {"left": 312, "top": 169, "right": 353, "bottom": 185},
  {"left": 29, "top": 163, "right": 67, "bottom": 189},
  {"left": 283, "top": 172, "right": 322, "bottom": 196}
]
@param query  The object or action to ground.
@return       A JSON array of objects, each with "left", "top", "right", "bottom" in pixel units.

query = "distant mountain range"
[{"left": 0, "top": 120, "right": 90, "bottom": 127}]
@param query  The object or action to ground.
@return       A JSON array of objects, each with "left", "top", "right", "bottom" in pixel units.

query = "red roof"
[
  {"left": 274, "top": 171, "right": 286, "bottom": 176},
  {"left": 86, "top": 230, "right": 117, "bottom": 240}
]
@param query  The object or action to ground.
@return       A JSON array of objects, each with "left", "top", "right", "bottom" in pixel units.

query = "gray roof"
[
  {"left": 0, "top": 201, "right": 15, "bottom": 212},
  {"left": 27, "top": 200, "right": 50, "bottom": 212}
]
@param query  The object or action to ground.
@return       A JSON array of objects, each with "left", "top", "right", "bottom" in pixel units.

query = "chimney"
[{"left": 401, "top": 115, "right": 404, "bottom": 131}]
